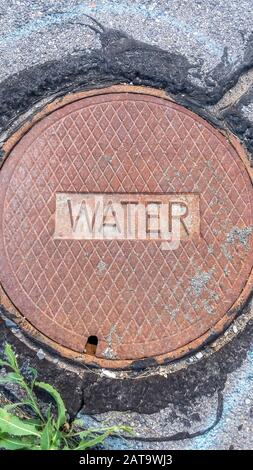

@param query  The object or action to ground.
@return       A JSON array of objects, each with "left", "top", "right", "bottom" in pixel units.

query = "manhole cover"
[{"left": 0, "top": 87, "right": 252, "bottom": 367}]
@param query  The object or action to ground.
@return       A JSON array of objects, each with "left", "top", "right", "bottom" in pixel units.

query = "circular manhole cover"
[{"left": 0, "top": 87, "right": 252, "bottom": 367}]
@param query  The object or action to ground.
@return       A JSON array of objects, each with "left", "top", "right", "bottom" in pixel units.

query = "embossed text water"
[{"left": 54, "top": 193, "right": 200, "bottom": 250}]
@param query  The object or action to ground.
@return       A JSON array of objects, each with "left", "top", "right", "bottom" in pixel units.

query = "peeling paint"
[
  {"left": 97, "top": 260, "right": 107, "bottom": 272},
  {"left": 190, "top": 268, "right": 214, "bottom": 296},
  {"left": 103, "top": 325, "right": 117, "bottom": 359},
  {"left": 203, "top": 300, "right": 215, "bottom": 316},
  {"left": 226, "top": 225, "right": 253, "bottom": 247}
]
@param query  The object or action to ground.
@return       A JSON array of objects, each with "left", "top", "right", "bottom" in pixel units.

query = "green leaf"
[
  {"left": 40, "top": 416, "right": 53, "bottom": 450},
  {"left": 45, "top": 404, "right": 52, "bottom": 420},
  {"left": 72, "top": 429, "right": 98, "bottom": 439},
  {"left": 35, "top": 382, "right": 66, "bottom": 429},
  {"left": 27, "top": 367, "right": 37, "bottom": 378},
  {"left": 52, "top": 430, "right": 63, "bottom": 449},
  {"left": 4, "top": 401, "right": 31, "bottom": 411},
  {"left": 72, "top": 418, "right": 83, "bottom": 427},
  {"left": 0, "top": 372, "right": 22, "bottom": 384},
  {"left": 0, "top": 409, "right": 41, "bottom": 437},
  {"left": 27, "top": 367, "right": 38, "bottom": 388},
  {"left": 71, "top": 425, "right": 134, "bottom": 440},
  {"left": 74, "top": 431, "right": 111, "bottom": 450},
  {"left": 114, "top": 425, "right": 133, "bottom": 435},
  {"left": 0, "top": 359, "right": 9, "bottom": 367},
  {"left": 4, "top": 343, "right": 18, "bottom": 370},
  {"left": 26, "top": 418, "right": 42, "bottom": 426},
  {"left": 3, "top": 402, "right": 42, "bottom": 426},
  {"left": 0, "top": 434, "right": 36, "bottom": 450}
]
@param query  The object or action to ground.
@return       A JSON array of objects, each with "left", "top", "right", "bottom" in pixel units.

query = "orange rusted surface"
[{"left": 0, "top": 85, "right": 252, "bottom": 368}]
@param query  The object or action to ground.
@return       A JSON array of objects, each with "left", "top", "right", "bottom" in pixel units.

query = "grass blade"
[
  {"left": 74, "top": 431, "right": 111, "bottom": 450},
  {"left": 4, "top": 344, "right": 18, "bottom": 370},
  {"left": 0, "top": 372, "right": 22, "bottom": 384},
  {"left": 40, "top": 416, "right": 53, "bottom": 450},
  {"left": 35, "top": 381, "right": 66, "bottom": 429}
]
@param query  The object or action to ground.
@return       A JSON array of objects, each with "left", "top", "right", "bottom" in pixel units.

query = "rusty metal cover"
[{"left": 0, "top": 86, "right": 253, "bottom": 368}]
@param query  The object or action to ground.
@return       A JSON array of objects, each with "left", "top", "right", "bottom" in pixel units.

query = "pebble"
[
  {"left": 4, "top": 318, "right": 18, "bottom": 329},
  {"left": 101, "top": 369, "right": 116, "bottom": 379},
  {"left": 36, "top": 348, "right": 46, "bottom": 360},
  {"left": 196, "top": 352, "right": 203, "bottom": 359}
]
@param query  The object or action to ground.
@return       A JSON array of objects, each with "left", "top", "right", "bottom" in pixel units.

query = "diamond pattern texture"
[{"left": 1, "top": 92, "right": 253, "bottom": 361}]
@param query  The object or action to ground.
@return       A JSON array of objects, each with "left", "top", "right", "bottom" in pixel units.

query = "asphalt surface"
[
  {"left": 0, "top": 0, "right": 253, "bottom": 83},
  {"left": 0, "top": 0, "right": 252, "bottom": 450}
]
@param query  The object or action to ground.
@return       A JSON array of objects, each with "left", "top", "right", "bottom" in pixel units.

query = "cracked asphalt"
[{"left": 0, "top": 0, "right": 252, "bottom": 450}]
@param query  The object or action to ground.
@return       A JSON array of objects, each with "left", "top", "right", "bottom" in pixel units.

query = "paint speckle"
[
  {"left": 226, "top": 226, "right": 253, "bottom": 247},
  {"left": 104, "top": 325, "right": 117, "bottom": 359},
  {"left": 203, "top": 299, "right": 215, "bottom": 315},
  {"left": 190, "top": 268, "right": 214, "bottom": 296},
  {"left": 97, "top": 260, "right": 107, "bottom": 272},
  {"left": 103, "top": 347, "right": 117, "bottom": 359}
]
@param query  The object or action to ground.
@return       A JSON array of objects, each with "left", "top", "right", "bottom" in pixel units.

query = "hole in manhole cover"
[{"left": 0, "top": 86, "right": 252, "bottom": 368}]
